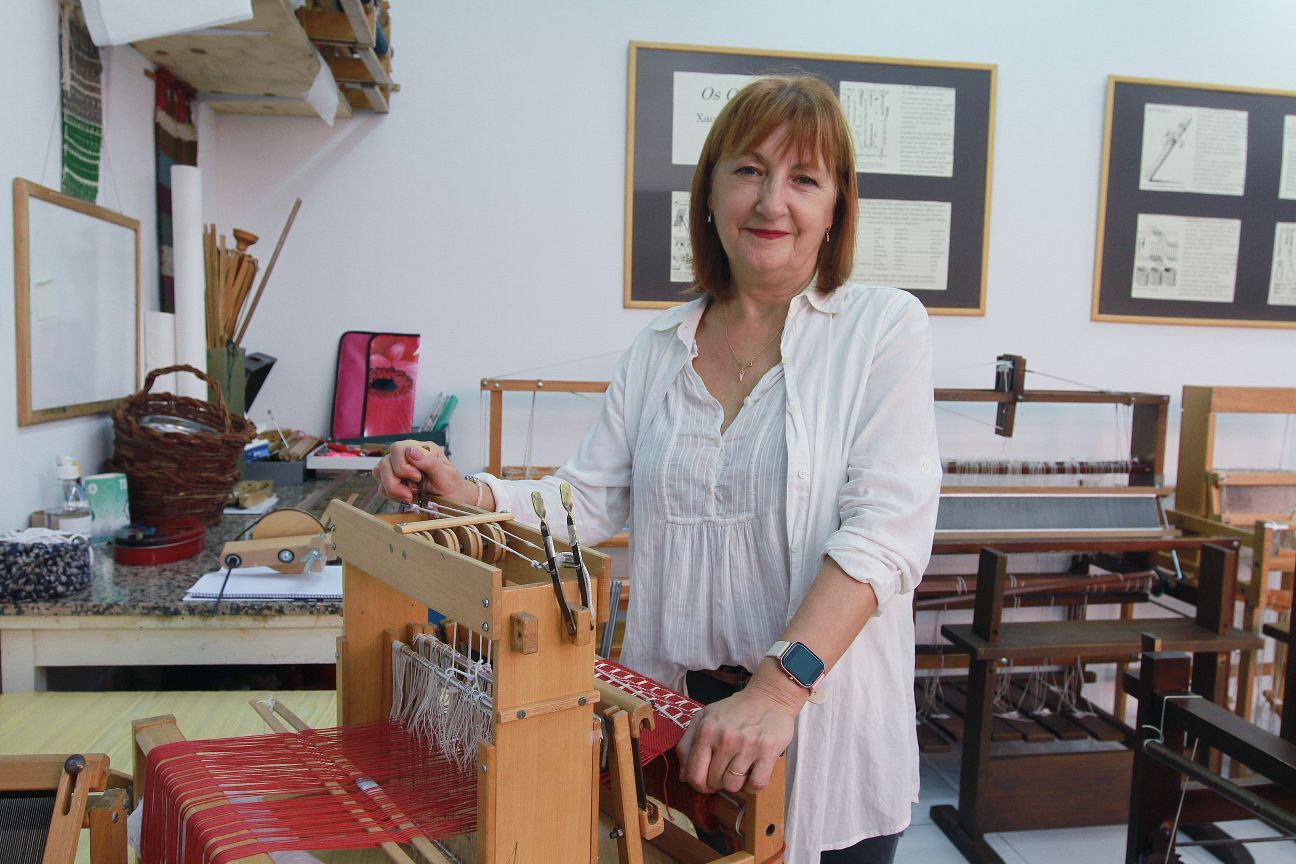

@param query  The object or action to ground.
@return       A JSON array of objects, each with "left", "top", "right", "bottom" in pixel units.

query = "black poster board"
[
  {"left": 1093, "top": 76, "right": 1296, "bottom": 328},
  {"left": 624, "top": 42, "right": 996, "bottom": 313}
]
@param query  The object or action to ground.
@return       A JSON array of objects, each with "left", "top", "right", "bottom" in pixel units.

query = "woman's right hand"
[{"left": 372, "top": 440, "right": 462, "bottom": 504}]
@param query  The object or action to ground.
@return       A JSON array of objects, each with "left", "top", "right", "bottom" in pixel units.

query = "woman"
[{"left": 374, "top": 75, "right": 941, "bottom": 863}]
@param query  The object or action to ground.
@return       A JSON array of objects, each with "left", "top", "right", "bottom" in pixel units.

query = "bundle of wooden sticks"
[
  {"left": 202, "top": 198, "right": 302, "bottom": 348},
  {"left": 203, "top": 225, "right": 259, "bottom": 348}
]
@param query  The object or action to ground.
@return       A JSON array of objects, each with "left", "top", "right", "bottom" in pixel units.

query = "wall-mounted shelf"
[{"left": 132, "top": 0, "right": 396, "bottom": 119}]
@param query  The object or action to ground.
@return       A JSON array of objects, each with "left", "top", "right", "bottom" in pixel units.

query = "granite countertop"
[{"left": 0, "top": 475, "right": 387, "bottom": 619}]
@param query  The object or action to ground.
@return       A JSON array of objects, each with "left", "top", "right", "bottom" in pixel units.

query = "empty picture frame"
[{"left": 13, "top": 178, "right": 140, "bottom": 425}]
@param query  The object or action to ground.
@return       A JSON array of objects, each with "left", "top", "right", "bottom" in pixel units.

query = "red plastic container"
[{"left": 113, "top": 518, "right": 205, "bottom": 566}]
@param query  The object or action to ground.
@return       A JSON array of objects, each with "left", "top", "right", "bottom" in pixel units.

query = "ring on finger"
[{"left": 725, "top": 767, "right": 749, "bottom": 776}]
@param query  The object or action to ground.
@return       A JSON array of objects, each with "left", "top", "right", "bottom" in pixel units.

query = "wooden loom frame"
[
  {"left": 1124, "top": 629, "right": 1296, "bottom": 864},
  {"left": 0, "top": 753, "right": 129, "bottom": 864},
  {"left": 1169, "top": 385, "right": 1296, "bottom": 723},
  {"left": 931, "top": 542, "right": 1261, "bottom": 864},
  {"left": 134, "top": 499, "right": 784, "bottom": 863}
]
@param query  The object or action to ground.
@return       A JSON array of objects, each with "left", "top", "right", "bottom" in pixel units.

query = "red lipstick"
[{"left": 749, "top": 229, "right": 788, "bottom": 239}]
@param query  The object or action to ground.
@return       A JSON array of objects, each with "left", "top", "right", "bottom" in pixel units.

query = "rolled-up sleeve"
[{"left": 820, "top": 297, "right": 941, "bottom": 610}]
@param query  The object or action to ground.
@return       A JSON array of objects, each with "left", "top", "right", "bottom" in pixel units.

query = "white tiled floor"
[{"left": 896, "top": 749, "right": 1296, "bottom": 863}]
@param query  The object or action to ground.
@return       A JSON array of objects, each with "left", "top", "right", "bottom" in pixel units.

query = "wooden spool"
[
  {"left": 482, "top": 522, "right": 506, "bottom": 565},
  {"left": 453, "top": 525, "right": 483, "bottom": 562},
  {"left": 430, "top": 528, "right": 459, "bottom": 554}
]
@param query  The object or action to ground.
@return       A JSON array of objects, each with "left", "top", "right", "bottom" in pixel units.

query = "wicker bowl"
[{"left": 109, "top": 365, "right": 256, "bottom": 526}]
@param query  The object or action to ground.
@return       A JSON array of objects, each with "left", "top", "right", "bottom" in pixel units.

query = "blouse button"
[
  {"left": 787, "top": 403, "right": 797, "bottom": 414},
  {"left": 790, "top": 541, "right": 801, "bottom": 552},
  {"left": 797, "top": 469, "right": 809, "bottom": 480}
]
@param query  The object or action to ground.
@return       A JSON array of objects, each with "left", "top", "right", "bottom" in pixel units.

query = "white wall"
[
  {"left": 4, "top": 1, "right": 1294, "bottom": 529},
  {"left": 2, "top": 1, "right": 157, "bottom": 529},
  {"left": 207, "top": 0, "right": 1295, "bottom": 479}
]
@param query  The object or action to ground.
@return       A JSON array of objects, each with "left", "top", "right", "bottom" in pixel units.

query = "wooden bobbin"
[
  {"left": 482, "top": 522, "right": 506, "bottom": 565},
  {"left": 430, "top": 528, "right": 460, "bottom": 554},
  {"left": 453, "top": 525, "right": 483, "bottom": 561}
]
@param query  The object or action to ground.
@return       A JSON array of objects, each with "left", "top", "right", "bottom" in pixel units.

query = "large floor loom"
[
  {"left": 916, "top": 358, "right": 1269, "bottom": 862},
  {"left": 131, "top": 499, "right": 785, "bottom": 864},
  {"left": 1168, "top": 385, "right": 1296, "bottom": 726}
]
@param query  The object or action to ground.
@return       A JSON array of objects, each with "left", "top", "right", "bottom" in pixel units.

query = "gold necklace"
[{"left": 720, "top": 303, "right": 784, "bottom": 383}]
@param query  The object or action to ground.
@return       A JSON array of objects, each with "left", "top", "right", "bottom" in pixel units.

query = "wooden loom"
[
  {"left": 1168, "top": 385, "right": 1296, "bottom": 725},
  {"left": 0, "top": 753, "right": 129, "bottom": 864},
  {"left": 915, "top": 361, "right": 1272, "bottom": 862},
  {"left": 918, "top": 355, "right": 1174, "bottom": 748},
  {"left": 1124, "top": 627, "right": 1296, "bottom": 864},
  {"left": 133, "top": 499, "right": 785, "bottom": 864}
]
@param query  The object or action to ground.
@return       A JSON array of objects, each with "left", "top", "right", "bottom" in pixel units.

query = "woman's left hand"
[{"left": 675, "top": 674, "right": 803, "bottom": 795}]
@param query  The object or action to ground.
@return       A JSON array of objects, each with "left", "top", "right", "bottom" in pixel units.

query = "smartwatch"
[{"left": 765, "top": 640, "right": 827, "bottom": 703}]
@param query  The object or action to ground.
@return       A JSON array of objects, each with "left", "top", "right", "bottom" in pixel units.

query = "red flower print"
[{"left": 365, "top": 335, "right": 419, "bottom": 435}]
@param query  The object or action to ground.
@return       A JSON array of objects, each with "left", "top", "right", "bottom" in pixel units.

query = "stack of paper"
[{"left": 184, "top": 565, "right": 342, "bottom": 602}]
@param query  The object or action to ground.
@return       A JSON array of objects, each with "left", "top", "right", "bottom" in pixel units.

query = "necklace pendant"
[{"left": 738, "top": 369, "right": 746, "bottom": 383}]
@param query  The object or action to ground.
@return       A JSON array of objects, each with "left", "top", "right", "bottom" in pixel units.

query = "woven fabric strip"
[
  {"left": 58, "top": 0, "right": 102, "bottom": 202},
  {"left": 154, "top": 67, "right": 197, "bottom": 313}
]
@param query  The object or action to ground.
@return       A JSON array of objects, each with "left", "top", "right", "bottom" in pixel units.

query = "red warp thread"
[
  {"left": 141, "top": 721, "right": 475, "bottom": 864},
  {"left": 143, "top": 663, "right": 722, "bottom": 863}
]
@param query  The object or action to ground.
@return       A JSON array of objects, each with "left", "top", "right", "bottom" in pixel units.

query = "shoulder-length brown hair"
[{"left": 688, "top": 75, "right": 858, "bottom": 301}]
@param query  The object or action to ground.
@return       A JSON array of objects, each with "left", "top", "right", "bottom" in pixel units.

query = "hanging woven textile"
[
  {"left": 58, "top": 0, "right": 103, "bottom": 202},
  {"left": 153, "top": 66, "right": 198, "bottom": 313}
]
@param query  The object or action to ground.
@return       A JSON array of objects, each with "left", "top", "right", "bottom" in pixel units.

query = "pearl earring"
[{"left": 707, "top": 212, "right": 713, "bottom": 224}]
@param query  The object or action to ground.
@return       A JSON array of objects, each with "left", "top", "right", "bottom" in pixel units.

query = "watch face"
[{"left": 781, "top": 642, "right": 825, "bottom": 688}]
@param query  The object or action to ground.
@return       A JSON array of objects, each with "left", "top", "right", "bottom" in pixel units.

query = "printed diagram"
[
  {"left": 1134, "top": 222, "right": 1179, "bottom": 290},
  {"left": 1138, "top": 104, "right": 1247, "bottom": 196},
  {"left": 840, "top": 81, "right": 955, "bottom": 177},
  {"left": 843, "top": 88, "right": 891, "bottom": 164},
  {"left": 1144, "top": 116, "right": 1193, "bottom": 186},
  {"left": 1131, "top": 213, "right": 1239, "bottom": 303},
  {"left": 670, "top": 191, "right": 693, "bottom": 283}
]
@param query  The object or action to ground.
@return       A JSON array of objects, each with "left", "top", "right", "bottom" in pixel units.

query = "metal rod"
[
  {"left": 1142, "top": 739, "right": 1296, "bottom": 838},
  {"left": 1176, "top": 835, "right": 1296, "bottom": 848},
  {"left": 408, "top": 501, "right": 544, "bottom": 553},
  {"left": 599, "top": 578, "right": 623, "bottom": 659}
]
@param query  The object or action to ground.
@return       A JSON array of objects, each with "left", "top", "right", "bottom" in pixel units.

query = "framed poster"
[
  {"left": 624, "top": 41, "right": 996, "bottom": 313},
  {"left": 1093, "top": 76, "right": 1296, "bottom": 328}
]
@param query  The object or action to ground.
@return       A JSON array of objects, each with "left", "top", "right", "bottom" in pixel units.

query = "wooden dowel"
[
  {"left": 395, "top": 511, "right": 514, "bottom": 534},
  {"left": 249, "top": 699, "right": 291, "bottom": 733},
  {"left": 235, "top": 197, "right": 301, "bottom": 347}
]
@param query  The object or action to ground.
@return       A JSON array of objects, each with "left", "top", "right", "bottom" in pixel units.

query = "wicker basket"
[{"left": 109, "top": 365, "right": 256, "bottom": 526}]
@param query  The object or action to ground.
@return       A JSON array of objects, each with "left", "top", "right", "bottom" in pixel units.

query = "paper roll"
[
  {"left": 171, "top": 165, "right": 208, "bottom": 400},
  {"left": 143, "top": 310, "right": 178, "bottom": 395}
]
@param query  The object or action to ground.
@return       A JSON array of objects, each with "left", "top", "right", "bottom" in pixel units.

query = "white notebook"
[{"left": 184, "top": 565, "right": 343, "bottom": 602}]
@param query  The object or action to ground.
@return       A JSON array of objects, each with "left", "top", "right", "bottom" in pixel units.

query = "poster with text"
[
  {"left": 1270, "top": 222, "right": 1296, "bottom": 306},
  {"left": 671, "top": 71, "right": 757, "bottom": 165},
  {"left": 852, "top": 199, "right": 951, "bottom": 291}
]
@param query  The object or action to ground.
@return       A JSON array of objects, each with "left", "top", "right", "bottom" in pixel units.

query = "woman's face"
[{"left": 709, "top": 124, "right": 837, "bottom": 294}]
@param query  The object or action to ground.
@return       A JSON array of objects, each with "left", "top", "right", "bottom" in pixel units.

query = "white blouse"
[
  {"left": 479, "top": 282, "right": 941, "bottom": 863},
  {"left": 629, "top": 350, "right": 790, "bottom": 679}
]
